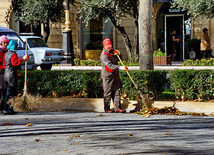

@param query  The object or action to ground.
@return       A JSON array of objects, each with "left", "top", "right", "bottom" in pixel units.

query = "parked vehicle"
[
  {"left": 20, "top": 36, "right": 65, "bottom": 70},
  {"left": 0, "top": 27, "right": 37, "bottom": 70}
]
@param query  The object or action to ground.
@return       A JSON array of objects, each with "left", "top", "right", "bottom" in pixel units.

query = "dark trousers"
[
  {"left": 200, "top": 50, "right": 213, "bottom": 59},
  {"left": 3, "top": 84, "right": 17, "bottom": 111},
  {"left": 104, "top": 89, "right": 121, "bottom": 110},
  {"left": 0, "top": 89, "right": 6, "bottom": 110}
]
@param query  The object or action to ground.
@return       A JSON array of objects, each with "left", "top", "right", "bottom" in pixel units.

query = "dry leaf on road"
[
  {"left": 26, "top": 123, "right": 32, "bottom": 126},
  {"left": 2, "top": 123, "right": 13, "bottom": 126}
]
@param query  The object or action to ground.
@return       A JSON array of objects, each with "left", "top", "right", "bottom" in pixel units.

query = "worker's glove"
[
  {"left": 124, "top": 66, "right": 129, "bottom": 71},
  {"left": 113, "top": 50, "right": 120, "bottom": 55},
  {"left": 22, "top": 55, "right": 29, "bottom": 61}
]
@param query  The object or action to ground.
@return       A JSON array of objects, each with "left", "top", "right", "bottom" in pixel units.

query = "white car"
[
  {"left": 20, "top": 36, "right": 65, "bottom": 70},
  {"left": 0, "top": 27, "right": 37, "bottom": 70}
]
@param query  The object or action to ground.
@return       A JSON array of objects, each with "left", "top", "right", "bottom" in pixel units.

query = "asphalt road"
[{"left": 0, "top": 112, "right": 214, "bottom": 155}]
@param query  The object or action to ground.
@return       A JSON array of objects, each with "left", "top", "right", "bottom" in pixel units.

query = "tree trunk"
[
  {"left": 139, "top": 0, "right": 154, "bottom": 70},
  {"left": 110, "top": 19, "right": 132, "bottom": 61},
  {"left": 43, "top": 23, "right": 50, "bottom": 43},
  {"left": 133, "top": 18, "right": 139, "bottom": 62},
  {"left": 132, "top": 1, "right": 139, "bottom": 62}
]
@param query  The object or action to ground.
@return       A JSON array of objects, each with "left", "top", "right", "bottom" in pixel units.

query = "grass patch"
[{"left": 159, "top": 88, "right": 176, "bottom": 100}]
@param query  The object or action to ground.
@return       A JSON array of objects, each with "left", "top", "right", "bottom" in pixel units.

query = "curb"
[
  {"left": 154, "top": 101, "right": 214, "bottom": 115},
  {"left": 37, "top": 98, "right": 142, "bottom": 112},
  {"left": 35, "top": 98, "right": 214, "bottom": 115}
]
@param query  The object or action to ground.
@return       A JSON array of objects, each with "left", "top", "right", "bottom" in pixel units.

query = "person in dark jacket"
[
  {"left": 0, "top": 35, "right": 9, "bottom": 111},
  {"left": 2, "top": 40, "right": 29, "bottom": 115},
  {"left": 100, "top": 38, "right": 128, "bottom": 113},
  {"left": 172, "top": 30, "right": 180, "bottom": 60}
]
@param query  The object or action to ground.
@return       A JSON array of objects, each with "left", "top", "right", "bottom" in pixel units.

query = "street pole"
[
  {"left": 139, "top": 0, "right": 154, "bottom": 70},
  {"left": 62, "top": 0, "right": 74, "bottom": 65}
]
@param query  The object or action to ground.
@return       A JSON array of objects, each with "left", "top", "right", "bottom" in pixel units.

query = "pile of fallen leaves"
[{"left": 137, "top": 106, "right": 208, "bottom": 117}]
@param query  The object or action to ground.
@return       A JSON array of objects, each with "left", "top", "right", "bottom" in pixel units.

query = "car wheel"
[{"left": 40, "top": 64, "right": 52, "bottom": 70}]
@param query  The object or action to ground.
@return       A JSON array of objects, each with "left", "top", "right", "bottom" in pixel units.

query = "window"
[{"left": 82, "top": 17, "right": 113, "bottom": 50}]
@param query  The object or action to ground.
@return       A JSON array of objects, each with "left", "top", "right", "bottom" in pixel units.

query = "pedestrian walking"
[
  {"left": 2, "top": 40, "right": 29, "bottom": 115},
  {"left": 0, "top": 35, "right": 9, "bottom": 111},
  {"left": 100, "top": 38, "right": 128, "bottom": 113},
  {"left": 200, "top": 28, "right": 212, "bottom": 59}
]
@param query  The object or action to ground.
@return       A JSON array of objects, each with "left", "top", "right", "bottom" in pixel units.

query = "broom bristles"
[{"left": 8, "top": 94, "right": 41, "bottom": 112}]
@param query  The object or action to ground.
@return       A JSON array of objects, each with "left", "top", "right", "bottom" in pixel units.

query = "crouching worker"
[
  {"left": 2, "top": 40, "right": 29, "bottom": 115},
  {"left": 100, "top": 38, "right": 128, "bottom": 113}
]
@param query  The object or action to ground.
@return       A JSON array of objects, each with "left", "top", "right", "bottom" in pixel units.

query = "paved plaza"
[{"left": 0, "top": 112, "right": 214, "bottom": 155}]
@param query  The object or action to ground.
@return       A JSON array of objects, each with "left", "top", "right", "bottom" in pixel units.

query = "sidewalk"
[
  {"left": 45, "top": 61, "right": 214, "bottom": 71},
  {"left": 48, "top": 65, "right": 214, "bottom": 71}
]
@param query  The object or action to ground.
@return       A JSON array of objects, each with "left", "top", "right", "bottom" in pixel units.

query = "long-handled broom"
[
  {"left": 116, "top": 54, "right": 150, "bottom": 111},
  {"left": 9, "top": 38, "right": 41, "bottom": 112}
]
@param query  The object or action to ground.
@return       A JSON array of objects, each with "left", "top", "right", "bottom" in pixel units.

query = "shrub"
[
  {"left": 80, "top": 60, "right": 87, "bottom": 66},
  {"left": 74, "top": 58, "right": 80, "bottom": 66},
  {"left": 153, "top": 48, "right": 166, "bottom": 57},
  {"left": 170, "top": 70, "right": 214, "bottom": 101},
  {"left": 120, "top": 70, "right": 168, "bottom": 99},
  {"left": 17, "top": 70, "right": 168, "bottom": 99},
  {"left": 182, "top": 58, "right": 214, "bottom": 66}
]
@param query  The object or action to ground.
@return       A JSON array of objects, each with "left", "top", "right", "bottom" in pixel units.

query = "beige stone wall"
[
  {"left": 0, "top": 0, "right": 11, "bottom": 28},
  {"left": 191, "top": 18, "right": 214, "bottom": 50},
  {"left": 47, "top": 5, "right": 79, "bottom": 56},
  {"left": 191, "top": 18, "right": 210, "bottom": 39},
  {"left": 115, "top": 16, "right": 135, "bottom": 60}
]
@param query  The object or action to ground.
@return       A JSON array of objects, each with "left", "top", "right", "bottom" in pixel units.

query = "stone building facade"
[{"left": 0, "top": 0, "right": 214, "bottom": 61}]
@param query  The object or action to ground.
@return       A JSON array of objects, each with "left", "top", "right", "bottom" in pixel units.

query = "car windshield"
[
  {"left": 27, "top": 38, "right": 48, "bottom": 48},
  {"left": 0, "top": 32, "right": 25, "bottom": 49}
]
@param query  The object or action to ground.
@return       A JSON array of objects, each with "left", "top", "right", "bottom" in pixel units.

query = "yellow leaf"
[
  {"left": 167, "top": 123, "right": 174, "bottom": 125},
  {"left": 17, "top": 93, "right": 22, "bottom": 97},
  {"left": 73, "top": 135, "right": 80, "bottom": 137},
  {"left": 70, "top": 141, "right": 80, "bottom": 145},
  {"left": 26, "top": 123, "right": 32, "bottom": 126},
  {"left": 141, "top": 114, "right": 151, "bottom": 118},
  {"left": 127, "top": 134, "right": 133, "bottom": 136},
  {"left": 115, "top": 139, "right": 121, "bottom": 141},
  {"left": 64, "top": 150, "right": 67, "bottom": 151},
  {"left": 97, "top": 114, "right": 103, "bottom": 116}
]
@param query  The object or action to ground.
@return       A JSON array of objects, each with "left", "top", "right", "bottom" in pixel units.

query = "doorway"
[{"left": 165, "top": 15, "right": 184, "bottom": 60}]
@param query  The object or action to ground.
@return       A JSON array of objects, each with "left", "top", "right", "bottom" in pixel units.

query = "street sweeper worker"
[
  {"left": 100, "top": 38, "right": 128, "bottom": 113},
  {"left": 2, "top": 40, "right": 29, "bottom": 115},
  {"left": 0, "top": 35, "right": 9, "bottom": 111}
]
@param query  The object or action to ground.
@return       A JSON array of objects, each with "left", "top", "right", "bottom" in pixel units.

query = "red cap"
[{"left": 103, "top": 38, "right": 112, "bottom": 48}]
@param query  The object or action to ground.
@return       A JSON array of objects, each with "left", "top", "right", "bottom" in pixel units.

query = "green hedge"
[
  {"left": 17, "top": 70, "right": 168, "bottom": 99},
  {"left": 182, "top": 58, "right": 214, "bottom": 66},
  {"left": 170, "top": 70, "right": 214, "bottom": 101}
]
